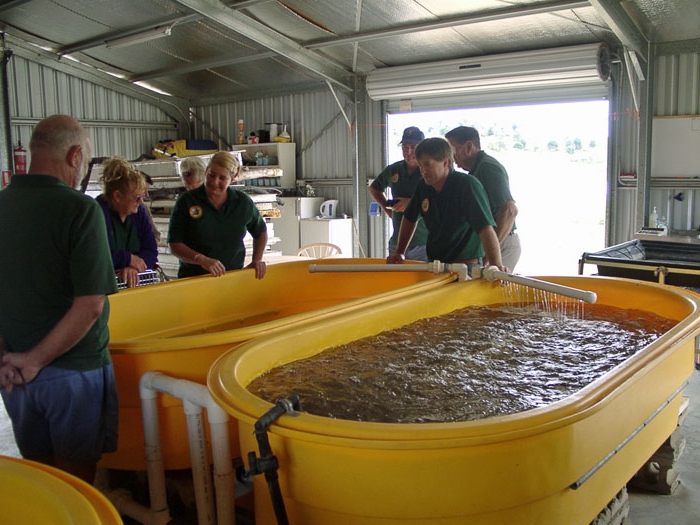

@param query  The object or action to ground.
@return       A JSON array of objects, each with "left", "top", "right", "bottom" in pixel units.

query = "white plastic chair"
[{"left": 295, "top": 243, "right": 342, "bottom": 258}]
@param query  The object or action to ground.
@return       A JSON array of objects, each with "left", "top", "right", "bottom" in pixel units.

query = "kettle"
[{"left": 319, "top": 200, "right": 339, "bottom": 218}]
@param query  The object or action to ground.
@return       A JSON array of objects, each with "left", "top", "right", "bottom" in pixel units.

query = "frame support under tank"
[{"left": 570, "top": 382, "right": 686, "bottom": 490}]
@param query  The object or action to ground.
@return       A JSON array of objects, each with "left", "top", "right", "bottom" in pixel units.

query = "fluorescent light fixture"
[{"left": 106, "top": 26, "right": 172, "bottom": 49}]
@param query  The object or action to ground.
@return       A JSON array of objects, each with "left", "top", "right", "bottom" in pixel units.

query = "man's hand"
[
  {"left": 386, "top": 253, "right": 406, "bottom": 264},
  {"left": 2, "top": 352, "right": 38, "bottom": 390}
]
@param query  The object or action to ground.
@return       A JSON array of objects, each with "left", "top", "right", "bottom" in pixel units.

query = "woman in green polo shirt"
[{"left": 168, "top": 151, "right": 268, "bottom": 279}]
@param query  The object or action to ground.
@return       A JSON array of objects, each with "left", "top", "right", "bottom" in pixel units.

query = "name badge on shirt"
[{"left": 189, "top": 205, "right": 203, "bottom": 219}]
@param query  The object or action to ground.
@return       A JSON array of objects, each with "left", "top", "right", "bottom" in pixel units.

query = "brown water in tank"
[{"left": 247, "top": 303, "right": 676, "bottom": 423}]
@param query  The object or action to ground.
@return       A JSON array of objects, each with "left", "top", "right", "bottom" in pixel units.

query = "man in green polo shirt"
[
  {"left": 387, "top": 137, "right": 506, "bottom": 275},
  {"left": 0, "top": 115, "right": 119, "bottom": 484},
  {"left": 446, "top": 126, "right": 521, "bottom": 270},
  {"left": 369, "top": 126, "right": 429, "bottom": 261}
]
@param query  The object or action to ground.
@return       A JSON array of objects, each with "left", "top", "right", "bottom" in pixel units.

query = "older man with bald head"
[{"left": 0, "top": 114, "right": 119, "bottom": 484}]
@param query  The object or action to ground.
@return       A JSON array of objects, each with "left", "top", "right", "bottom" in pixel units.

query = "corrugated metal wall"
[
  {"left": 191, "top": 88, "right": 388, "bottom": 257},
  {"left": 651, "top": 53, "right": 700, "bottom": 233},
  {"left": 613, "top": 51, "right": 700, "bottom": 244},
  {"left": 7, "top": 55, "right": 178, "bottom": 161}
]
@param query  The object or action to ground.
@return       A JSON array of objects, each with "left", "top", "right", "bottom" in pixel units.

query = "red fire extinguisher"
[{"left": 13, "top": 140, "right": 27, "bottom": 174}]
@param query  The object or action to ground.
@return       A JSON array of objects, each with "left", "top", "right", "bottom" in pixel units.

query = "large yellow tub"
[
  {"left": 209, "top": 276, "right": 700, "bottom": 524},
  {"left": 0, "top": 456, "right": 122, "bottom": 524},
  {"left": 102, "top": 258, "right": 454, "bottom": 470}
]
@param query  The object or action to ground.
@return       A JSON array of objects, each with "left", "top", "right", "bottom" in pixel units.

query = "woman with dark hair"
[{"left": 96, "top": 156, "right": 158, "bottom": 288}]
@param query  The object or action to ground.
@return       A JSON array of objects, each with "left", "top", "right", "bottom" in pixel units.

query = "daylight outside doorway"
[{"left": 386, "top": 100, "right": 610, "bottom": 276}]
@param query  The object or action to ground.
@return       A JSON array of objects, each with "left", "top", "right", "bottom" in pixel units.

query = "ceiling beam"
[
  {"left": 306, "top": 0, "right": 591, "bottom": 49},
  {"left": 588, "top": 0, "right": 648, "bottom": 62},
  {"left": 129, "top": 51, "right": 276, "bottom": 82},
  {"left": 54, "top": 0, "right": 273, "bottom": 56},
  {"left": 173, "top": 0, "right": 354, "bottom": 92},
  {"left": 127, "top": 0, "right": 591, "bottom": 85}
]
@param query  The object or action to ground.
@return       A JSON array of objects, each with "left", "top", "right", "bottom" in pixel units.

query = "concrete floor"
[{"left": 1, "top": 372, "right": 699, "bottom": 523}]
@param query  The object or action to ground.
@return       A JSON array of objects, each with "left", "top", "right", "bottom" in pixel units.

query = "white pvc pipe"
[
  {"left": 95, "top": 469, "right": 172, "bottom": 525},
  {"left": 474, "top": 266, "right": 598, "bottom": 304},
  {"left": 139, "top": 376, "right": 170, "bottom": 521},
  {"left": 139, "top": 372, "right": 236, "bottom": 525},
  {"left": 308, "top": 260, "right": 469, "bottom": 281},
  {"left": 184, "top": 400, "right": 216, "bottom": 525}
]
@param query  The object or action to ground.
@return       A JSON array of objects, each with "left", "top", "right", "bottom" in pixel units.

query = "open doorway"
[{"left": 386, "top": 101, "right": 610, "bottom": 275}]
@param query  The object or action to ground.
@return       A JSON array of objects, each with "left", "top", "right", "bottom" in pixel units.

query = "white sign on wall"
[{"left": 651, "top": 117, "right": 700, "bottom": 177}]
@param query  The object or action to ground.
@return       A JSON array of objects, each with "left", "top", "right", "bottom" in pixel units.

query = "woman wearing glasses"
[
  {"left": 179, "top": 156, "right": 206, "bottom": 190},
  {"left": 96, "top": 156, "right": 158, "bottom": 288}
]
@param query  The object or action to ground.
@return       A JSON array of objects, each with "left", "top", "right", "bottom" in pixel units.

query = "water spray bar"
[
  {"left": 308, "top": 260, "right": 469, "bottom": 281},
  {"left": 308, "top": 262, "right": 597, "bottom": 304},
  {"left": 472, "top": 266, "right": 597, "bottom": 304}
]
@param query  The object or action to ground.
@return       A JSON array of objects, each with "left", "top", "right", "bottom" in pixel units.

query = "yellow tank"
[
  {"left": 0, "top": 456, "right": 122, "bottom": 524},
  {"left": 209, "top": 276, "right": 700, "bottom": 524},
  {"left": 101, "top": 259, "right": 454, "bottom": 470}
]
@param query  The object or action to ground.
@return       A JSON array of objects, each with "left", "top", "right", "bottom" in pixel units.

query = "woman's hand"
[
  {"left": 129, "top": 254, "right": 147, "bottom": 272},
  {"left": 118, "top": 267, "right": 140, "bottom": 288},
  {"left": 246, "top": 260, "right": 267, "bottom": 279},
  {"left": 198, "top": 255, "right": 226, "bottom": 277}
]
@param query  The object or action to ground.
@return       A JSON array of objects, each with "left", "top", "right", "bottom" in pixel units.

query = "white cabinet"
[
  {"left": 238, "top": 142, "right": 296, "bottom": 188},
  {"left": 300, "top": 218, "right": 354, "bottom": 257},
  {"left": 271, "top": 197, "right": 325, "bottom": 255}
]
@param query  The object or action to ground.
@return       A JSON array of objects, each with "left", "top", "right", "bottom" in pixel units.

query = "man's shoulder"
[
  {"left": 478, "top": 151, "right": 507, "bottom": 172},
  {"left": 376, "top": 160, "right": 405, "bottom": 180}
]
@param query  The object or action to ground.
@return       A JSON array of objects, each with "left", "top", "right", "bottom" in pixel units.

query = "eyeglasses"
[
  {"left": 182, "top": 171, "right": 193, "bottom": 178},
  {"left": 133, "top": 194, "right": 145, "bottom": 203}
]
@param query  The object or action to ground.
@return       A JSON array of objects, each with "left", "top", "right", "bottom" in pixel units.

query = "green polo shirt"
[
  {"left": 371, "top": 160, "right": 428, "bottom": 248},
  {"left": 0, "top": 175, "right": 117, "bottom": 370},
  {"left": 469, "top": 151, "right": 516, "bottom": 232},
  {"left": 404, "top": 171, "right": 496, "bottom": 263},
  {"left": 168, "top": 185, "right": 267, "bottom": 278}
]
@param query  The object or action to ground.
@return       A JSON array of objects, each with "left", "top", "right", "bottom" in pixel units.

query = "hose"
[{"left": 247, "top": 394, "right": 301, "bottom": 525}]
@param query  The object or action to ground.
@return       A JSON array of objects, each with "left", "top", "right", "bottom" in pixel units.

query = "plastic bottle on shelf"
[
  {"left": 238, "top": 119, "right": 245, "bottom": 145},
  {"left": 658, "top": 216, "right": 668, "bottom": 235},
  {"left": 648, "top": 206, "right": 658, "bottom": 228}
]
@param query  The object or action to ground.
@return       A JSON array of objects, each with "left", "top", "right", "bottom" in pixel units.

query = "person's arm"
[
  {"left": 494, "top": 200, "right": 518, "bottom": 243},
  {"left": 387, "top": 217, "right": 417, "bottom": 264},
  {"left": 134, "top": 205, "right": 159, "bottom": 269},
  {"left": 246, "top": 229, "right": 268, "bottom": 279},
  {"left": 478, "top": 225, "right": 507, "bottom": 271},
  {"left": 1, "top": 295, "right": 106, "bottom": 390},
  {"left": 369, "top": 185, "right": 393, "bottom": 218},
  {"left": 169, "top": 241, "right": 226, "bottom": 277}
]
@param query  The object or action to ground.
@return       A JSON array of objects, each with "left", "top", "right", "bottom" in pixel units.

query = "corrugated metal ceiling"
[{"left": 0, "top": 0, "right": 698, "bottom": 104}]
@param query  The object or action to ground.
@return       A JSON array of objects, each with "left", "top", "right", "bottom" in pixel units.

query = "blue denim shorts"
[{"left": 1, "top": 364, "right": 118, "bottom": 465}]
